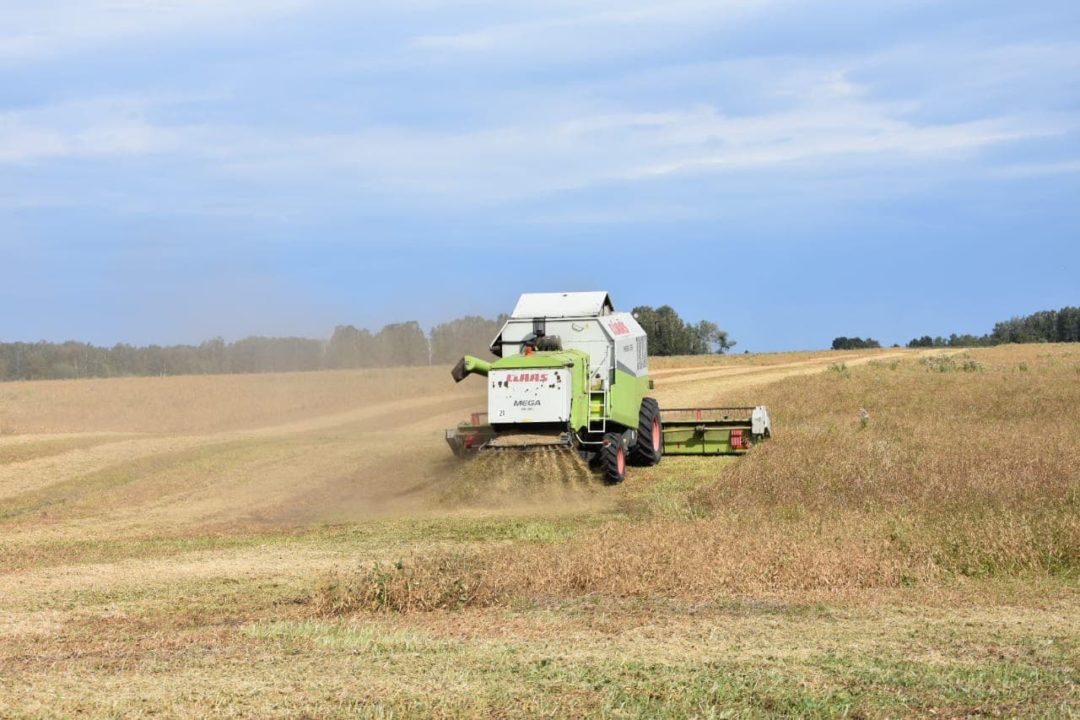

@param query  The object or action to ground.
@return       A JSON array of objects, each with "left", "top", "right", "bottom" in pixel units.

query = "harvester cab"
[{"left": 446, "top": 291, "right": 770, "bottom": 484}]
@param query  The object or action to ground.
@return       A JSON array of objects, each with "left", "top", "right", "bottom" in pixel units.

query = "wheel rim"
[
  {"left": 652, "top": 420, "right": 661, "bottom": 451},
  {"left": 616, "top": 446, "right": 625, "bottom": 475}
]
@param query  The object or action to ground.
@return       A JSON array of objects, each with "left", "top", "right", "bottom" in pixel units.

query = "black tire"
[
  {"left": 599, "top": 432, "right": 627, "bottom": 485},
  {"left": 630, "top": 397, "right": 663, "bottom": 466}
]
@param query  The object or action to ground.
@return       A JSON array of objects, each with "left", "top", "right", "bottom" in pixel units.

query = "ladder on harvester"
[{"left": 588, "top": 374, "right": 608, "bottom": 435}]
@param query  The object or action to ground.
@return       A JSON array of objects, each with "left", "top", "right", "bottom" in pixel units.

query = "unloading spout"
[{"left": 451, "top": 355, "right": 492, "bottom": 383}]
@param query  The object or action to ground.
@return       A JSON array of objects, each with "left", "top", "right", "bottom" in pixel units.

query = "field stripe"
[{"left": 0, "top": 390, "right": 482, "bottom": 502}]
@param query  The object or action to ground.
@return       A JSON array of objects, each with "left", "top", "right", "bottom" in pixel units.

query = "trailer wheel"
[
  {"left": 600, "top": 433, "right": 627, "bottom": 485},
  {"left": 630, "top": 397, "right": 663, "bottom": 466}
]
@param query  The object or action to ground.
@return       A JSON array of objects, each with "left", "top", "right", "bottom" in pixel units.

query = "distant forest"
[
  {"left": 0, "top": 305, "right": 731, "bottom": 382},
  {"left": 907, "top": 306, "right": 1080, "bottom": 348},
  {"left": 831, "top": 337, "right": 881, "bottom": 350},
  {"left": 830, "top": 306, "right": 1080, "bottom": 351},
  {"left": 0, "top": 316, "right": 501, "bottom": 382}
]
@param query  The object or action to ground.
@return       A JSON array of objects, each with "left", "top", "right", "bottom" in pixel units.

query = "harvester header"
[{"left": 446, "top": 291, "right": 771, "bottom": 484}]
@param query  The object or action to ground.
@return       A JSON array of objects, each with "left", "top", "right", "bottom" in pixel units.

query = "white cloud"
[
  {"left": 1, "top": 1, "right": 1074, "bottom": 218},
  {"left": 2, "top": 68, "right": 1066, "bottom": 212},
  {"left": 0, "top": 0, "right": 317, "bottom": 63},
  {"left": 211, "top": 68, "right": 1065, "bottom": 204},
  {"left": 987, "top": 159, "right": 1080, "bottom": 179},
  {"left": 0, "top": 97, "right": 181, "bottom": 162},
  {"left": 409, "top": 0, "right": 776, "bottom": 58},
  {"left": 617, "top": 109, "right": 1053, "bottom": 180}
]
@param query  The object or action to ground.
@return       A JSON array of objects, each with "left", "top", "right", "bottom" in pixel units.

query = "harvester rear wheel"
[
  {"left": 630, "top": 397, "right": 663, "bottom": 466},
  {"left": 599, "top": 433, "right": 627, "bottom": 485}
]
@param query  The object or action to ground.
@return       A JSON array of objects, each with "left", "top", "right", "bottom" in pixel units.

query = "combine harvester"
[{"left": 446, "top": 292, "right": 771, "bottom": 484}]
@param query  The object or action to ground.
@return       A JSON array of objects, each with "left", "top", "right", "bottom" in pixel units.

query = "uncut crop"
[{"left": 317, "top": 345, "right": 1080, "bottom": 612}]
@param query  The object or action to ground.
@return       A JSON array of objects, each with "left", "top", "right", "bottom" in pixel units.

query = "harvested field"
[{"left": 1, "top": 346, "right": 1077, "bottom": 717}]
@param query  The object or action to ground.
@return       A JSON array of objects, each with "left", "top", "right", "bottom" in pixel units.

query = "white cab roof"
[{"left": 510, "top": 291, "right": 614, "bottom": 319}]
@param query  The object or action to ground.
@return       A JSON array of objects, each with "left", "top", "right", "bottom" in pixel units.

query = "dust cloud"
[{"left": 437, "top": 448, "right": 604, "bottom": 511}]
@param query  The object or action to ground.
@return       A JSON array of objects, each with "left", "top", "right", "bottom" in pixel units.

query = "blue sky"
[{"left": 2, "top": 0, "right": 1078, "bottom": 351}]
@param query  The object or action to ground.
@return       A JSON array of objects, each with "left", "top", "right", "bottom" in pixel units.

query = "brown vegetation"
[
  {"left": 315, "top": 345, "right": 1080, "bottom": 612},
  {"left": 2, "top": 346, "right": 1076, "bottom": 717},
  {"left": 0, "top": 365, "right": 459, "bottom": 434}
]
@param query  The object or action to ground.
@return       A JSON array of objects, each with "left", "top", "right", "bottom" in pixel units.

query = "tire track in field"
[
  {"left": 653, "top": 350, "right": 912, "bottom": 407},
  {"left": 648, "top": 353, "right": 856, "bottom": 378},
  {"left": 0, "top": 394, "right": 486, "bottom": 540},
  {"left": 653, "top": 353, "right": 865, "bottom": 385},
  {"left": 0, "top": 390, "right": 482, "bottom": 503}
]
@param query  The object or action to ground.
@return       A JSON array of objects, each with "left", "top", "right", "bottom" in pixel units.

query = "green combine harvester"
[{"left": 446, "top": 291, "right": 771, "bottom": 484}]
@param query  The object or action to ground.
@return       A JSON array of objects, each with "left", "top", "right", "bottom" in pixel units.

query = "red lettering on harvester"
[{"left": 506, "top": 373, "right": 550, "bottom": 383}]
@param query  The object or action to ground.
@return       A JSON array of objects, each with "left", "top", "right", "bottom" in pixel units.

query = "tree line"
[
  {"left": 907, "top": 306, "right": 1080, "bottom": 348},
  {"left": 0, "top": 316, "right": 499, "bottom": 382},
  {"left": 0, "top": 306, "right": 733, "bottom": 382},
  {"left": 831, "top": 337, "right": 882, "bottom": 350},
  {"left": 631, "top": 305, "right": 734, "bottom": 355}
]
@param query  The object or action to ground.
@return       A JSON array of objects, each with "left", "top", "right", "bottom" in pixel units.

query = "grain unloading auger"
[{"left": 445, "top": 292, "right": 771, "bottom": 484}]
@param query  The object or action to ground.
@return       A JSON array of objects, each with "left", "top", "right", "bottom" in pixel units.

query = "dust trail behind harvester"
[{"left": 437, "top": 447, "right": 603, "bottom": 510}]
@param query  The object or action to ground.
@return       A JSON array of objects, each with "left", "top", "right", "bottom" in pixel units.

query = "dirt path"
[
  {"left": 649, "top": 352, "right": 861, "bottom": 378},
  {"left": 653, "top": 350, "right": 910, "bottom": 406}
]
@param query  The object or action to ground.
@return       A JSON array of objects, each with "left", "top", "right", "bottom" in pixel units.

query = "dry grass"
[
  {"left": 6, "top": 595, "right": 1076, "bottom": 718},
  {"left": 316, "top": 345, "right": 1080, "bottom": 612},
  {"left": 0, "top": 365, "right": 459, "bottom": 434},
  {"left": 2, "top": 346, "right": 1077, "bottom": 717},
  {"left": 649, "top": 348, "right": 851, "bottom": 371}
]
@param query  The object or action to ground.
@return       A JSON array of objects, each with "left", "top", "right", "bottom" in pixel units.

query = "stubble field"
[{"left": 0, "top": 345, "right": 1076, "bottom": 717}]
